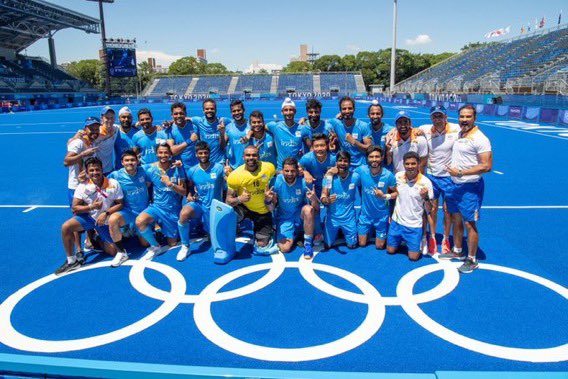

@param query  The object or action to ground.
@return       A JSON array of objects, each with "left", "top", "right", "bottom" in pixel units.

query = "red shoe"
[
  {"left": 428, "top": 237, "right": 438, "bottom": 255},
  {"left": 441, "top": 239, "right": 451, "bottom": 254}
]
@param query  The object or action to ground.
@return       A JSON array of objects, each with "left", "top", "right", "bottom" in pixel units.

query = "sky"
[{"left": 24, "top": 0, "right": 566, "bottom": 71}]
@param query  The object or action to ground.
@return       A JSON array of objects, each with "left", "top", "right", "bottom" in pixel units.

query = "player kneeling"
[
  {"left": 386, "top": 152, "right": 434, "bottom": 261},
  {"left": 56, "top": 157, "right": 124, "bottom": 275},
  {"left": 270, "top": 158, "right": 320, "bottom": 259},
  {"left": 177, "top": 141, "right": 225, "bottom": 261}
]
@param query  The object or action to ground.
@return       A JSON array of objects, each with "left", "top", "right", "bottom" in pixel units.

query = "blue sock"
[
  {"left": 139, "top": 227, "right": 158, "bottom": 247},
  {"left": 304, "top": 234, "right": 313, "bottom": 246},
  {"left": 178, "top": 221, "right": 190, "bottom": 246}
]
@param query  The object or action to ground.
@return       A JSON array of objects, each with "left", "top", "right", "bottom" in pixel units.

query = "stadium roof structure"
[{"left": 0, "top": 0, "right": 100, "bottom": 52}]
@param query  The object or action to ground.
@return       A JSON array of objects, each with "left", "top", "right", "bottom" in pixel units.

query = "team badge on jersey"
[
  {"left": 295, "top": 131, "right": 302, "bottom": 138},
  {"left": 210, "top": 173, "right": 217, "bottom": 179},
  {"left": 296, "top": 189, "right": 302, "bottom": 195},
  {"left": 349, "top": 183, "right": 355, "bottom": 190},
  {"left": 378, "top": 181, "right": 385, "bottom": 187}
]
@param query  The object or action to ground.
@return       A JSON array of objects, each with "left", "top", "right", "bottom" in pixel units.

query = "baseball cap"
[
  {"left": 118, "top": 106, "right": 132, "bottom": 116},
  {"left": 100, "top": 105, "right": 115, "bottom": 116},
  {"left": 281, "top": 97, "right": 296, "bottom": 110},
  {"left": 84, "top": 117, "right": 101, "bottom": 128},
  {"left": 430, "top": 105, "right": 447, "bottom": 115},
  {"left": 394, "top": 111, "right": 411, "bottom": 123}
]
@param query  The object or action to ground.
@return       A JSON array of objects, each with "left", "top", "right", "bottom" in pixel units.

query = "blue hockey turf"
[{"left": 0, "top": 100, "right": 566, "bottom": 377}]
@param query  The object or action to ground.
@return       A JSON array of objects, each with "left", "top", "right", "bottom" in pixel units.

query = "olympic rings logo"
[{"left": 0, "top": 248, "right": 567, "bottom": 363}]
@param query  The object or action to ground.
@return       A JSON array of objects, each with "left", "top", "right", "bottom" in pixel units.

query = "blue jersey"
[
  {"left": 299, "top": 151, "right": 336, "bottom": 197},
  {"left": 166, "top": 122, "right": 199, "bottom": 170},
  {"left": 273, "top": 175, "right": 307, "bottom": 219},
  {"left": 186, "top": 162, "right": 225, "bottom": 209},
  {"left": 266, "top": 121, "right": 303, "bottom": 170},
  {"left": 108, "top": 167, "right": 149, "bottom": 213},
  {"left": 249, "top": 133, "right": 277, "bottom": 167},
  {"left": 354, "top": 165, "right": 396, "bottom": 217},
  {"left": 369, "top": 123, "right": 394, "bottom": 151},
  {"left": 327, "top": 118, "right": 370, "bottom": 167},
  {"left": 300, "top": 120, "right": 330, "bottom": 152},
  {"left": 132, "top": 129, "right": 169, "bottom": 165},
  {"left": 113, "top": 127, "right": 138, "bottom": 170},
  {"left": 324, "top": 172, "right": 359, "bottom": 224},
  {"left": 191, "top": 116, "right": 224, "bottom": 164},
  {"left": 225, "top": 120, "right": 249, "bottom": 169},
  {"left": 144, "top": 164, "right": 185, "bottom": 212}
]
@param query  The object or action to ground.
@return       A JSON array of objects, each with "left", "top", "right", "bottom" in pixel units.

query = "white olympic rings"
[{"left": 0, "top": 249, "right": 566, "bottom": 363}]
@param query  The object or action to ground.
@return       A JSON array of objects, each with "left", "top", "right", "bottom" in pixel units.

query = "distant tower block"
[
  {"left": 197, "top": 49, "right": 207, "bottom": 64},
  {"left": 148, "top": 57, "right": 156, "bottom": 69},
  {"left": 300, "top": 44, "right": 308, "bottom": 62}
]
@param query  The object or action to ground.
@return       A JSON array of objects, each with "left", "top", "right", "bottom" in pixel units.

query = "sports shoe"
[
  {"left": 303, "top": 243, "right": 314, "bottom": 260},
  {"left": 458, "top": 257, "right": 479, "bottom": 274},
  {"left": 438, "top": 250, "right": 465, "bottom": 261},
  {"left": 110, "top": 252, "right": 129, "bottom": 268},
  {"left": 55, "top": 260, "right": 81, "bottom": 275},
  {"left": 176, "top": 245, "right": 191, "bottom": 262},
  {"left": 428, "top": 237, "right": 438, "bottom": 255},
  {"left": 441, "top": 239, "right": 451, "bottom": 254},
  {"left": 420, "top": 238, "right": 428, "bottom": 255},
  {"left": 76, "top": 251, "right": 85, "bottom": 265},
  {"left": 143, "top": 245, "right": 162, "bottom": 260}
]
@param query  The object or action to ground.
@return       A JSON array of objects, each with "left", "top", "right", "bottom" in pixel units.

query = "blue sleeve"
[
  {"left": 388, "top": 172, "right": 396, "bottom": 188},
  {"left": 327, "top": 118, "right": 340, "bottom": 130},
  {"left": 266, "top": 121, "right": 277, "bottom": 134},
  {"left": 300, "top": 125, "right": 311, "bottom": 140},
  {"left": 299, "top": 154, "right": 309, "bottom": 168},
  {"left": 353, "top": 168, "right": 361, "bottom": 187},
  {"left": 360, "top": 121, "right": 371, "bottom": 139}
]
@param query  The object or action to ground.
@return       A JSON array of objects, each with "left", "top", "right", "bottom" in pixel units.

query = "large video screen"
[{"left": 106, "top": 48, "right": 137, "bottom": 77}]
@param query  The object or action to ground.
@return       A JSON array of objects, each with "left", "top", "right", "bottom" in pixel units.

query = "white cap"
[
  {"left": 371, "top": 99, "right": 379, "bottom": 105},
  {"left": 118, "top": 106, "right": 132, "bottom": 116},
  {"left": 281, "top": 97, "right": 296, "bottom": 110}
]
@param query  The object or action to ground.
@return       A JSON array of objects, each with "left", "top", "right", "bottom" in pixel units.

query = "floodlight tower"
[
  {"left": 390, "top": 0, "right": 398, "bottom": 94},
  {"left": 87, "top": 0, "right": 114, "bottom": 96}
]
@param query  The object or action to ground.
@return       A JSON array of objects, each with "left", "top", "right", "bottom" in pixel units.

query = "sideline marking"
[
  {"left": 0, "top": 131, "right": 75, "bottom": 136},
  {"left": 493, "top": 170, "right": 504, "bottom": 175}
]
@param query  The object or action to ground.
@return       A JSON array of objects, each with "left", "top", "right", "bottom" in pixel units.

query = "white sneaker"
[
  {"left": 143, "top": 246, "right": 162, "bottom": 260},
  {"left": 110, "top": 252, "right": 129, "bottom": 267},
  {"left": 420, "top": 238, "right": 428, "bottom": 255},
  {"left": 176, "top": 245, "right": 190, "bottom": 261}
]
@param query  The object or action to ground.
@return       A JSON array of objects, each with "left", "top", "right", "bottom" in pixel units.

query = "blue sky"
[{"left": 25, "top": 0, "right": 565, "bottom": 71}]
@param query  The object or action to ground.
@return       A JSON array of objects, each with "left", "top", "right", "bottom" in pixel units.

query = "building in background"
[{"left": 197, "top": 49, "right": 207, "bottom": 64}]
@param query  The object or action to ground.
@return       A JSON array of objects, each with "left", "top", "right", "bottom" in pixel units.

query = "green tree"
[
  {"left": 203, "top": 62, "right": 230, "bottom": 75},
  {"left": 341, "top": 54, "right": 358, "bottom": 71},
  {"left": 282, "top": 61, "right": 312, "bottom": 72},
  {"left": 137, "top": 61, "right": 155, "bottom": 88},
  {"left": 168, "top": 56, "right": 200, "bottom": 75},
  {"left": 313, "top": 55, "right": 344, "bottom": 72},
  {"left": 65, "top": 59, "right": 103, "bottom": 88}
]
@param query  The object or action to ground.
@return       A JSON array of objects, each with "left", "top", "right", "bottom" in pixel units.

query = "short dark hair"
[
  {"left": 171, "top": 102, "right": 186, "bottom": 113},
  {"left": 306, "top": 98, "right": 322, "bottom": 112},
  {"left": 249, "top": 110, "right": 264, "bottom": 123},
  {"left": 138, "top": 108, "right": 152, "bottom": 118},
  {"left": 230, "top": 99, "right": 245, "bottom": 111},
  {"left": 311, "top": 132, "right": 328, "bottom": 143},
  {"left": 84, "top": 157, "right": 103, "bottom": 170},
  {"left": 368, "top": 103, "right": 384, "bottom": 115},
  {"left": 282, "top": 157, "right": 299, "bottom": 168},
  {"left": 336, "top": 150, "right": 351, "bottom": 162},
  {"left": 339, "top": 96, "right": 355, "bottom": 110},
  {"left": 203, "top": 98, "right": 216, "bottom": 108},
  {"left": 459, "top": 104, "right": 477, "bottom": 117},
  {"left": 366, "top": 145, "right": 383, "bottom": 156},
  {"left": 195, "top": 141, "right": 210, "bottom": 152},
  {"left": 155, "top": 141, "right": 172, "bottom": 153},
  {"left": 403, "top": 151, "right": 420, "bottom": 163},
  {"left": 121, "top": 149, "right": 138, "bottom": 160}
]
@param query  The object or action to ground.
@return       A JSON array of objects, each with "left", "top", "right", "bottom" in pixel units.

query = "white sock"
[
  {"left": 453, "top": 247, "right": 463, "bottom": 253},
  {"left": 67, "top": 256, "right": 77, "bottom": 264}
]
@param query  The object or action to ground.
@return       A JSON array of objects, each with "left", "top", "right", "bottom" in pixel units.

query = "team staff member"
[
  {"left": 418, "top": 105, "right": 460, "bottom": 255},
  {"left": 56, "top": 157, "right": 124, "bottom": 275},
  {"left": 386, "top": 111, "right": 428, "bottom": 174},
  {"left": 442, "top": 105, "right": 492, "bottom": 274},
  {"left": 226, "top": 145, "right": 277, "bottom": 255},
  {"left": 387, "top": 152, "right": 434, "bottom": 261}
]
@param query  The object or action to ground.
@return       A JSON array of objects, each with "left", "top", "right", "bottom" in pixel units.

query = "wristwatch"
[{"left": 457, "top": 169, "right": 463, "bottom": 177}]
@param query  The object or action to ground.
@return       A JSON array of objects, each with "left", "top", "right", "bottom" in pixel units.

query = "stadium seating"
[
  {"left": 395, "top": 24, "right": 568, "bottom": 94},
  {"left": 151, "top": 76, "right": 193, "bottom": 96},
  {"left": 319, "top": 73, "right": 358, "bottom": 93},
  {"left": 192, "top": 76, "right": 232, "bottom": 94},
  {"left": 234, "top": 75, "right": 272, "bottom": 93},
  {"left": 277, "top": 74, "right": 313, "bottom": 93}
]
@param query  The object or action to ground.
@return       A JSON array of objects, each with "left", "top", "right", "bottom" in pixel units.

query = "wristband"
[
  {"left": 384, "top": 194, "right": 392, "bottom": 200},
  {"left": 458, "top": 169, "right": 463, "bottom": 177}
]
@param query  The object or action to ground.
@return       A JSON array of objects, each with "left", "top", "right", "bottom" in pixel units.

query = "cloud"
[
  {"left": 405, "top": 34, "right": 432, "bottom": 46},
  {"left": 210, "top": 48, "right": 220, "bottom": 54},
  {"left": 136, "top": 50, "right": 183, "bottom": 67},
  {"left": 347, "top": 44, "right": 361, "bottom": 53}
]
